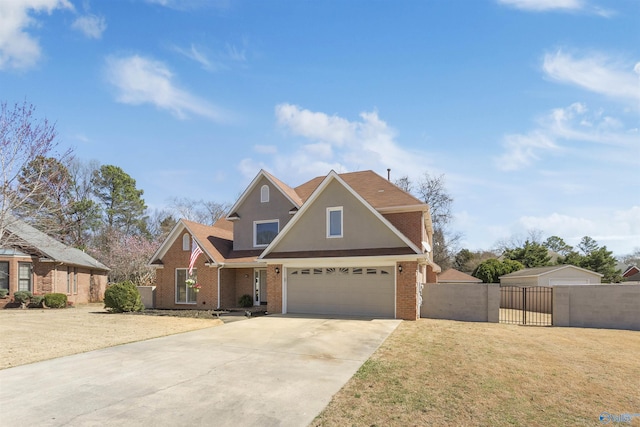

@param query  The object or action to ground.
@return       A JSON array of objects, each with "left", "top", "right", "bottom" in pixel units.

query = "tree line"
[{"left": 1, "top": 101, "right": 229, "bottom": 284}]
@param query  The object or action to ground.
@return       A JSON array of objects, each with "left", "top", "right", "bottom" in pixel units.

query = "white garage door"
[{"left": 286, "top": 266, "right": 395, "bottom": 318}]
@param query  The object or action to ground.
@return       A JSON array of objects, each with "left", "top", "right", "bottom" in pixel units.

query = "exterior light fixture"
[
  {"left": 275, "top": 267, "right": 280, "bottom": 274},
  {"left": 398, "top": 265, "right": 403, "bottom": 273}
]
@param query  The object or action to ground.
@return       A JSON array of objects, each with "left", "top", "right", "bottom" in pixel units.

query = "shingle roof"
[
  {"left": 295, "top": 170, "right": 426, "bottom": 209},
  {"left": 4, "top": 216, "right": 109, "bottom": 271},
  {"left": 438, "top": 269, "right": 482, "bottom": 283},
  {"left": 181, "top": 218, "right": 263, "bottom": 265},
  {"left": 499, "top": 265, "right": 603, "bottom": 278},
  {"left": 263, "top": 169, "right": 303, "bottom": 207}
]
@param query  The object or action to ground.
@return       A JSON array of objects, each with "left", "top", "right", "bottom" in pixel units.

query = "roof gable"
[
  {"left": 226, "top": 169, "right": 302, "bottom": 219},
  {"left": 148, "top": 218, "right": 260, "bottom": 266},
  {"left": 260, "top": 171, "right": 422, "bottom": 258}
]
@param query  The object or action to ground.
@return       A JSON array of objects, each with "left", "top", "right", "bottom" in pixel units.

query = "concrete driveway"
[{"left": 0, "top": 315, "right": 400, "bottom": 427}]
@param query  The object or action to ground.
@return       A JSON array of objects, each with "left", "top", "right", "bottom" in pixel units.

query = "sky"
[{"left": 1, "top": 0, "right": 639, "bottom": 256}]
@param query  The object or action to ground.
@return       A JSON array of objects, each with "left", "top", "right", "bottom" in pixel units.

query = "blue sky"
[{"left": 1, "top": 0, "right": 638, "bottom": 255}]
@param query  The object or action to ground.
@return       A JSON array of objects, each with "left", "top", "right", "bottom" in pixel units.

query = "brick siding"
[{"left": 396, "top": 261, "right": 419, "bottom": 320}]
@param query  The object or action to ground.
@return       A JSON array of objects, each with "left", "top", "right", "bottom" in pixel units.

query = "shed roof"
[{"left": 438, "top": 268, "right": 482, "bottom": 283}]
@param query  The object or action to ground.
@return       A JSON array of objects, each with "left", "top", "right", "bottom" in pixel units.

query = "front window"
[
  {"left": 18, "top": 263, "right": 32, "bottom": 292},
  {"left": 254, "top": 220, "right": 279, "bottom": 247},
  {"left": 0, "top": 262, "right": 8, "bottom": 290},
  {"left": 176, "top": 268, "right": 197, "bottom": 304},
  {"left": 327, "top": 207, "right": 343, "bottom": 238}
]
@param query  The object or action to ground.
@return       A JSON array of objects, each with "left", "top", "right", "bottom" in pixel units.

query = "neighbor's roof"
[
  {"left": 499, "top": 264, "right": 603, "bottom": 279},
  {"left": 295, "top": 170, "right": 426, "bottom": 209},
  {"left": 4, "top": 216, "right": 109, "bottom": 271},
  {"left": 438, "top": 269, "right": 482, "bottom": 283}
]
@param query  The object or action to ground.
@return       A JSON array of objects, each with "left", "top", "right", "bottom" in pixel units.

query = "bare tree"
[
  {"left": 395, "top": 172, "right": 461, "bottom": 269},
  {"left": 169, "top": 197, "right": 230, "bottom": 225},
  {"left": 0, "top": 101, "right": 71, "bottom": 246}
]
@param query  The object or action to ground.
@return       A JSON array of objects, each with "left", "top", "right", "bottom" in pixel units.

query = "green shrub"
[
  {"left": 104, "top": 281, "right": 144, "bottom": 313},
  {"left": 29, "top": 295, "right": 45, "bottom": 308},
  {"left": 238, "top": 294, "right": 253, "bottom": 308},
  {"left": 44, "top": 293, "right": 67, "bottom": 309},
  {"left": 13, "top": 291, "right": 32, "bottom": 304},
  {"left": 0, "top": 289, "right": 8, "bottom": 298}
]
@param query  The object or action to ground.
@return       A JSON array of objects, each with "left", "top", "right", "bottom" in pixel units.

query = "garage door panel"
[{"left": 287, "top": 267, "right": 394, "bottom": 318}]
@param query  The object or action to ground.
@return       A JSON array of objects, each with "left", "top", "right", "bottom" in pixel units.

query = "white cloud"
[
  {"left": 497, "top": 0, "right": 584, "bottom": 12},
  {"left": 239, "top": 104, "right": 434, "bottom": 183},
  {"left": 517, "top": 207, "right": 640, "bottom": 254},
  {"left": 172, "top": 44, "right": 218, "bottom": 71},
  {"left": 104, "top": 54, "right": 229, "bottom": 122},
  {"left": 543, "top": 50, "right": 640, "bottom": 103},
  {"left": 0, "top": 0, "right": 73, "bottom": 70},
  {"left": 253, "top": 145, "right": 277, "bottom": 154},
  {"left": 145, "top": 0, "right": 230, "bottom": 11},
  {"left": 497, "top": 0, "right": 614, "bottom": 15},
  {"left": 495, "top": 131, "right": 559, "bottom": 171},
  {"left": 71, "top": 14, "right": 107, "bottom": 39},
  {"left": 497, "top": 48, "right": 639, "bottom": 171},
  {"left": 496, "top": 100, "right": 639, "bottom": 171}
]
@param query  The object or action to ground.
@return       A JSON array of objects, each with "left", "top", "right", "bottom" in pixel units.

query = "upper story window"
[
  {"left": 261, "top": 185, "right": 269, "bottom": 203},
  {"left": 182, "top": 233, "right": 190, "bottom": 251},
  {"left": 254, "top": 220, "right": 279, "bottom": 247},
  {"left": 327, "top": 207, "right": 343, "bottom": 238}
]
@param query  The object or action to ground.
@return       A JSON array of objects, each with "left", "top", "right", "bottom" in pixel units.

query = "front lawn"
[{"left": 313, "top": 319, "right": 640, "bottom": 426}]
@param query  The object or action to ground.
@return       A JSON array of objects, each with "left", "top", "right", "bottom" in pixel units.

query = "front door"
[{"left": 254, "top": 269, "right": 267, "bottom": 306}]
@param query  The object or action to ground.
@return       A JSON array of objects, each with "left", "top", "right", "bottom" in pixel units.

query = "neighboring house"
[
  {"left": 149, "top": 169, "right": 440, "bottom": 320},
  {"left": 0, "top": 216, "right": 110, "bottom": 305},
  {"left": 499, "top": 265, "right": 603, "bottom": 287},
  {"left": 438, "top": 268, "right": 482, "bottom": 284},
  {"left": 622, "top": 265, "right": 640, "bottom": 282}
]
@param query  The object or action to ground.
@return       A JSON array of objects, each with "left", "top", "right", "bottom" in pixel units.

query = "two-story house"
[{"left": 149, "top": 169, "right": 439, "bottom": 320}]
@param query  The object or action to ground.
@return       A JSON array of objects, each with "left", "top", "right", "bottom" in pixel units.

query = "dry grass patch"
[
  {"left": 0, "top": 304, "right": 222, "bottom": 370},
  {"left": 313, "top": 319, "right": 640, "bottom": 427}
]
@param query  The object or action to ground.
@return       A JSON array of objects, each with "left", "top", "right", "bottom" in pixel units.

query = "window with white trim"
[
  {"left": 18, "top": 263, "right": 32, "bottom": 292},
  {"left": 176, "top": 268, "right": 197, "bottom": 304},
  {"left": 182, "top": 233, "right": 190, "bottom": 251},
  {"left": 0, "top": 262, "right": 8, "bottom": 291},
  {"left": 261, "top": 185, "right": 269, "bottom": 203},
  {"left": 254, "top": 220, "right": 279, "bottom": 247},
  {"left": 327, "top": 207, "right": 343, "bottom": 238}
]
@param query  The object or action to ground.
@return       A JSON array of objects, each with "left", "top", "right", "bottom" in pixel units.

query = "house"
[
  {"left": 149, "top": 169, "right": 440, "bottom": 320},
  {"left": 622, "top": 265, "right": 640, "bottom": 282},
  {"left": 0, "top": 216, "right": 110, "bottom": 306},
  {"left": 437, "top": 268, "right": 482, "bottom": 284},
  {"left": 499, "top": 265, "right": 603, "bottom": 287}
]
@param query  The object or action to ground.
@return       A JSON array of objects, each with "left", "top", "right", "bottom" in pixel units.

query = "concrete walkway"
[{"left": 0, "top": 315, "right": 400, "bottom": 427}]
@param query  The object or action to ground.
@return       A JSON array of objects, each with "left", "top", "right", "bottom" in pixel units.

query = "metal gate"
[{"left": 500, "top": 286, "right": 553, "bottom": 326}]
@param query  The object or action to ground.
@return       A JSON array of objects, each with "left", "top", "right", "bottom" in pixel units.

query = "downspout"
[{"left": 217, "top": 264, "right": 223, "bottom": 309}]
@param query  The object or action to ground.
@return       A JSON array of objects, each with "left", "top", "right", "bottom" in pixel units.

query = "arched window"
[
  {"left": 182, "top": 233, "right": 190, "bottom": 251},
  {"left": 261, "top": 185, "right": 269, "bottom": 203}
]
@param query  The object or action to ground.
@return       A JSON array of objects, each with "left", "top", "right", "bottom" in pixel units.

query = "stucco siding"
[
  {"left": 233, "top": 176, "right": 296, "bottom": 251},
  {"left": 271, "top": 180, "right": 407, "bottom": 253}
]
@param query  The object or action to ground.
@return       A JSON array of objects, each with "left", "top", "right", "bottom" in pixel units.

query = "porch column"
[
  {"left": 266, "top": 264, "right": 283, "bottom": 314},
  {"left": 396, "top": 261, "right": 419, "bottom": 320}
]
